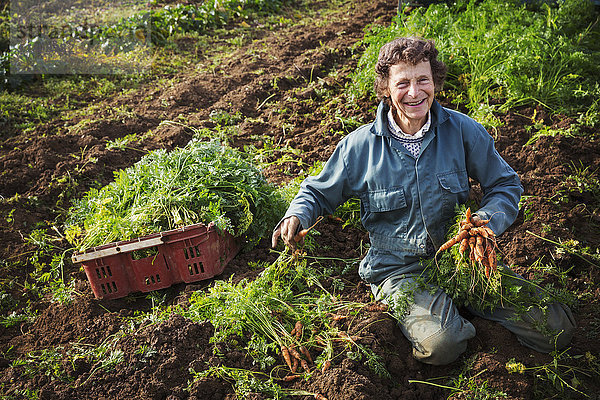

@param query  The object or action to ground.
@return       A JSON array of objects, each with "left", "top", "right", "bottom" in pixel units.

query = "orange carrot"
[
  {"left": 291, "top": 356, "right": 299, "bottom": 373},
  {"left": 459, "top": 237, "right": 469, "bottom": 255},
  {"left": 438, "top": 229, "right": 470, "bottom": 252},
  {"left": 315, "top": 394, "right": 328, "bottom": 400},
  {"left": 473, "top": 218, "right": 490, "bottom": 227},
  {"left": 321, "top": 360, "right": 332, "bottom": 372},
  {"left": 459, "top": 222, "right": 474, "bottom": 230},
  {"left": 300, "top": 345, "right": 313, "bottom": 364},
  {"left": 483, "top": 226, "right": 495, "bottom": 237},
  {"left": 294, "top": 321, "right": 303, "bottom": 339},
  {"left": 481, "top": 253, "right": 490, "bottom": 268},
  {"left": 469, "top": 237, "right": 477, "bottom": 261},
  {"left": 475, "top": 236, "right": 485, "bottom": 261},
  {"left": 294, "top": 216, "right": 323, "bottom": 243},
  {"left": 330, "top": 314, "right": 348, "bottom": 321},
  {"left": 281, "top": 346, "right": 293, "bottom": 370},
  {"left": 289, "top": 346, "right": 303, "bottom": 361},
  {"left": 338, "top": 331, "right": 359, "bottom": 341},
  {"left": 300, "top": 359, "right": 310, "bottom": 373},
  {"left": 487, "top": 246, "right": 497, "bottom": 272},
  {"left": 366, "top": 302, "right": 388, "bottom": 312},
  {"left": 282, "top": 374, "right": 302, "bottom": 382},
  {"left": 468, "top": 227, "right": 487, "bottom": 238},
  {"left": 465, "top": 207, "right": 472, "bottom": 223}
]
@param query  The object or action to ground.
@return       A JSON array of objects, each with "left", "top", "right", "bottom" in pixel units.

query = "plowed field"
[{"left": 1, "top": 1, "right": 599, "bottom": 399}]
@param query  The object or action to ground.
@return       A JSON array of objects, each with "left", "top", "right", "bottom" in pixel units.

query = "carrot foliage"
[{"left": 65, "top": 139, "right": 287, "bottom": 251}]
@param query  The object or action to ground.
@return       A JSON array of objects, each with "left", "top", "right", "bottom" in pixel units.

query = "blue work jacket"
[{"left": 283, "top": 100, "right": 523, "bottom": 285}]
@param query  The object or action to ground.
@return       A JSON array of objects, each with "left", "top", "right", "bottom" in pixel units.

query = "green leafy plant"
[
  {"left": 66, "top": 139, "right": 287, "bottom": 251},
  {"left": 410, "top": 353, "right": 508, "bottom": 399},
  {"left": 188, "top": 365, "right": 328, "bottom": 399},
  {"left": 22, "top": 228, "right": 77, "bottom": 305},
  {"left": 6, "top": 0, "right": 291, "bottom": 77},
  {"left": 182, "top": 249, "right": 388, "bottom": 383},
  {"left": 189, "top": 366, "right": 285, "bottom": 399},
  {"left": 106, "top": 133, "right": 144, "bottom": 151},
  {"left": 0, "top": 309, "right": 36, "bottom": 328},
  {"left": 11, "top": 347, "right": 71, "bottom": 382},
  {"left": 525, "top": 125, "right": 580, "bottom": 146},
  {"left": 506, "top": 348, "right": 600, "bottom": 397},
  {"left": 527, "top": 231, "right": 600, "bottom": 269},
  {"left": 348, "top": 0, "right": 600, "bottom": 123},
  {"left": 564, "top": 161, "right": 600, "bottom": 204}
]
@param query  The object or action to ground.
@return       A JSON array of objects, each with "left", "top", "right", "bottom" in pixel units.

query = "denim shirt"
[{"left": 283, "top": 100, "right": 523, "bottom": 285}]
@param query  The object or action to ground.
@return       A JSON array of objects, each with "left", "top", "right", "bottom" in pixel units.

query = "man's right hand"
[{"left": 271, "top": 215, "right": 301, "bottom": 249}]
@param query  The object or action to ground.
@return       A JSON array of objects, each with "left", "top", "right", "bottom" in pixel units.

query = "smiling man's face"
[{"left": 386, "top": 60, "right": 435, "bottom": 135}]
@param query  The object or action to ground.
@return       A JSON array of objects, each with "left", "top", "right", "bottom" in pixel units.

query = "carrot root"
[
  {"left": 300, "top": 345, "right": 313, "bottom": 364},
  {"left": 301, "top": 359, "right": 310, "bottom": 373},
  {"left": 281, "top": 346, "right": 293, "bottom": 370},
  {"left": 288, "top": 347, "right": 303, "bottom": 361},
  {"left": 294, "top": 321, "right": 303, "bottom": 339},
  {"left": 438, "top": 229, "right": 469, "bottom": 252},
  {"left": 282, "top": 374, "right": 302, "bottom": 382},
  {"left": 330, "top": 314, "right": 348, "bottom": 321},
  {"left": 438, "top": 207, "right": 502, "bottom": 281},
  {"left": 294, "top": 216, "right": 324, "bottom": 242},
  {"left": 366, "top": 302, "right": 388, "bottom": 312}
]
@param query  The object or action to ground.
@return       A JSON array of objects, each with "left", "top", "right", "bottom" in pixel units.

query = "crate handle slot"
[
  {"left": 144, "top": 274, "right": 161, "bottom": 286},
  {"left": 101, "top": 281, "right": 117, "bottom": 294},
  {"left": 188, "top": 262, "right": 205, "bottom": 275},
  {"left": 184, "top": 245, "right": 205, "bottom": 260},
  {"left": 95, "top": 266, "right": 112, "bottom": 280}
]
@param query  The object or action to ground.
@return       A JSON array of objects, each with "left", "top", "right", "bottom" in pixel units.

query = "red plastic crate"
[{"left": 71, "top": 223, "right": 240, "bottom": 300}]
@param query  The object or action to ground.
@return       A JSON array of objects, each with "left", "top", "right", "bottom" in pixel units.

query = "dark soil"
[{"left": 1, "top": 1, "right": 599, "bottom": 399}]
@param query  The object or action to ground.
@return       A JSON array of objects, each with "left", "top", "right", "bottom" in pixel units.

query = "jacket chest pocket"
[
  {"left": 366, "top": 187, "right": 408, "bottom": 235},
  {"left": 437, "top": 170, "right": 470, "bottom": 218}
]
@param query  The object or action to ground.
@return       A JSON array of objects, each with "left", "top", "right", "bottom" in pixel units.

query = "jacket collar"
[{"left": 371, "top": 99, "right": 449, "bottom": 137}]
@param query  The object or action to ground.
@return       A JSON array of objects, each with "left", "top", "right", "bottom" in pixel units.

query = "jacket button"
[{"left": 419, "top": 244, "right": 425, "bottom": 249}]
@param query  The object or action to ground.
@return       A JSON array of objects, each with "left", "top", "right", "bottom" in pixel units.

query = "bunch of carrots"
[
  {"left": 281, "top": 318, "right": 360, "bottom": 379},
  {"left": 281, "top": 321, "right": 314, "bottom": 377},
  {"left": 437, "top": 207, "right": 498, "bottom": 278},
  {"left": 280, "top": 321, "right": 329, "bottom": 400}
]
